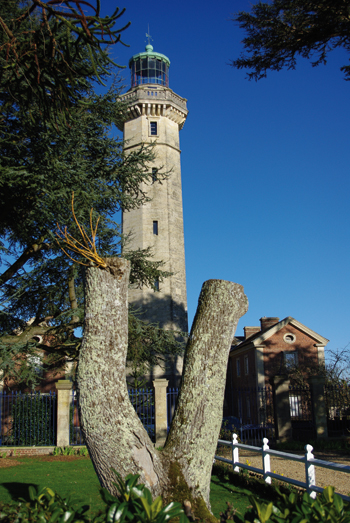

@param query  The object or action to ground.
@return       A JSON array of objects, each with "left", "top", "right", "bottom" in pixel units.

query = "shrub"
[
  {"left": 0, "top": 485, "right": 90, "bottom": 523},
  {"left": 233, "top": 486, "right": 350, "bottom": 523},
  {"left": 0, "top": 473, "right": 189, "bottom": 523}
]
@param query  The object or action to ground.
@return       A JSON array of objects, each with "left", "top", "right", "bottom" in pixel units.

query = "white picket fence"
[{"left": 215, "top": 434, "right": 350, "bottom": 502}]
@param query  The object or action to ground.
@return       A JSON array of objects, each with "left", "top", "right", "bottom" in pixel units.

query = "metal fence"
[
  {"left": 167, "top": 388, "right": 179, "bottom": 430},
  {"left": 70, "top": 389, "right": 83, "bottom": 446},
  {"left": 0, "top": 391, "right": 56, "bottom": 446},
  {"left": 325, "top": 384, "right": 350, "bottom": 437},
  {"left": 129, "top": 388, "right": 155, "bottom": 441},
  {"left": 288, "top": 384, "right": 315, "bottom": 440},
  {"left": 70, "top": 388, "right": 155, "bottom": 445},
  {"left": 224, "top": 387, "right": 275, "bottom": 445}
]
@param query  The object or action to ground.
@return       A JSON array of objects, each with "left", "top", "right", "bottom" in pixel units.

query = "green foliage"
[
  {"left": 231, "top": 0, "right": 350, "bottom": 81},
  {"left": 234, "top": 486, "right": 350, "bottom": 523},
  {"left": 0, "top": 474, "right": 189, "bottom": 523},
  {"left": 53, "top": 446, "right": 76, "bottom": 456},
  {"left": 0, "top": 0, "right": 130, "bottom": 124},
  {"left": 0, "top": 485, "right": 90, "bottom": 523},
  {"left": 0, "top": 1, "right": 184, "bottom": 388},
  {"left": 97, "top": 471, "right": 188, "bottom": 523},
  {"left": 127, "top": 312, "right": 184, "bottom": 387}
]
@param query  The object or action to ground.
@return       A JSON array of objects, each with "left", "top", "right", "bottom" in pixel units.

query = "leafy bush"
[
  {"left": 53, "top": 446, "right": 76, "bottom": 456},
  {"left": 234, "top": 486, "right": 350, "bottom": 523},
  {"left": 0, "top": 485, "right": 90, "bottom": 523},
  {"left": 0, "top": 473, "right": 189, "bottom": 523},
  {"left": 96, "top": 470, "right": 188, "bottom": 523}
]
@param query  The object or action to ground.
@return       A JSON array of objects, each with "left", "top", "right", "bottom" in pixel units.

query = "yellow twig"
[{"left": 56, "top": 192, "right": 107, "bottom": 268}]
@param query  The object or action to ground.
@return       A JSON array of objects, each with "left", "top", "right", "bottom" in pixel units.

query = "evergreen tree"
[
  {"left": 0, "top": 1, "right": 182, "bottom": 388},
  {"left": 231, "top": 0, "right": 350, "bottom": 81}
]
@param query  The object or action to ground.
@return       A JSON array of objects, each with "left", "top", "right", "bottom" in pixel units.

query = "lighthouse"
[{"left": 121, "top": 43, "right": 188, "bottom": 367}]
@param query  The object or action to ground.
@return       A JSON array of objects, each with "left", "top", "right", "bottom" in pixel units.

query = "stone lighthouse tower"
[{"left": 121, "top": 43, "right": 188, "bottom": 345}]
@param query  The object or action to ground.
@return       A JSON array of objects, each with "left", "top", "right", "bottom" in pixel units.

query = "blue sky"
[{"left": 101, "top": 0, "right": 350, "bottom": 356}]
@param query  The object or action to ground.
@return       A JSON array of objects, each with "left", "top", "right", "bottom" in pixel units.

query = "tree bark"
[
  {"left": 164, "top": 279, "right": 248, "bottom": 508},
  {"left": 77, "top": 258, "right": 165, "bottom": 496},
  {"left": 78, "top": 259, "right": 248, "bottom": 518}
]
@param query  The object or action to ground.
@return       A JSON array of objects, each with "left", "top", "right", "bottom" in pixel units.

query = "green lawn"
[{"left": 0, "top": 456, "right": 259, "bottom": 518}]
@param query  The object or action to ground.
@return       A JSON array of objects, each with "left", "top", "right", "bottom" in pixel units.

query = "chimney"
[
  {"left": 260, "top": 317, "right": 279, "bottom": 331},
  {"left": 244, "top": 326, "right": 261, "bottom": 340}
]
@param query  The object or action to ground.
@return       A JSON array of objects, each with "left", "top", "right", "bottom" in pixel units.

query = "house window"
[
  {"left": 236, "top": 359, "right": 241, "bottom": 377},
  {"left": 154, "top": 278, "right": 159, "bottom": 291},
  {"left": 284, "top": 333, "right": 296, "bottom": 344},
  {"left": 153, "top": 221, "right": 158, "bottom": 235},
  {"left": 289, "top": 395, "right": 301, "bottom": 417},
  {"left": 284, "top": 351, "right": 298, "bottom": 370},
  {"left": 150, "top": 121, "right": 157, "bottom": 135},
  {"left": 152, "top": 168, "right": 157, "bottom": 183},
  {"left": 244, "top": 355, "right": 249, "bottom": 375}
]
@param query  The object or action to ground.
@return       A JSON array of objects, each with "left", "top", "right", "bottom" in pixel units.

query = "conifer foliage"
[
  {"left": 0, "top": 1, "right": 181, "bottom": 388},
  {"left": 231, "top": 0, "right": 350, "bottom": 80}
]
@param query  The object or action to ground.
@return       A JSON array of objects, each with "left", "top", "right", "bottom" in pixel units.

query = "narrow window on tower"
[
  {"left": 153, "top": 220, "right": 158, "bottom": 235},
  {"left": 154, "top": 278, "right": 160, "bottom": 291},
  {"left": 152, "top": 168, "right": 157, "bottom": 183},
  {"left": 150, "top": 121, "right": 157, "bottom": 136}
]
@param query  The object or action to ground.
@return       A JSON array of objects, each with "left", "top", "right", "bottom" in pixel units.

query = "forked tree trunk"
[{"left": 78, "top": 258, "right": 248, "bottom": 519}]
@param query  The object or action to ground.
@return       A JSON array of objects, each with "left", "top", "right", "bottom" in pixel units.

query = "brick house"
[
  {"left": 224, "top": 316, "right": 329, "bottom": 425},
  {"left": 227, "top": 316, "right": 329, "bottom": 390}
]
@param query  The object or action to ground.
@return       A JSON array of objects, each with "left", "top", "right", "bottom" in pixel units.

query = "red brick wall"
[
  {"left": 228, "top": 348, "right": 257, "bottom": 389},
  {"left": 262, "top": 324, "right": 320, "bottom": 385}
]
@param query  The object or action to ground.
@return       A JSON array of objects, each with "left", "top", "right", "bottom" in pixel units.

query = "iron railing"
[
  {"left": 325, "top": 384, "right": 350, "bottom": 437},
  {"left": 129, "top": 388, "right": 155, "bottom": 441},
  {"left": 70, "top": 388, "right": 155, "bottom": 445},
  {"left": 224, "top": 387, "right": 275, "bottom": 445},
  {"left": 0, "top": 391, "right": 56, "bottom": 446},
  {"left": 166, "top": 388, "right": 179, "bottom": 430}
]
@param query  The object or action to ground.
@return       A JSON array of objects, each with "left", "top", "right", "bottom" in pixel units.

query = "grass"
[
  {"left": 0, "top": 456, "right": 264, "bottom": 519},
  {"left": 0, "top": 457, "right": 104, "bottom": 513}
]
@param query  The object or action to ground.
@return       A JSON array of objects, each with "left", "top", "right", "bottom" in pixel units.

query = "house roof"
[{"left": 231, "top": 316, "right": 329, "bottom": 353}]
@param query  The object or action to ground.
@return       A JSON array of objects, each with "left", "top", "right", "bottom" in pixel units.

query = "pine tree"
[
  {"left": 0, "top": 1, "right": 181, "bottom": 387},
  {"left": 231, "top": 0, "right": 350, "bottom": 81}
]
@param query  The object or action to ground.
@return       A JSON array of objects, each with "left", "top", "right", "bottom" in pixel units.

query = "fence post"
[
  {"left": 153, "top": 379, "right": 168, "bottom": 447},
  {"left": 308, "top": 375, "right": 328, "bottom": 439},
  {"left": 262, "top": 438, "right": 271, "bottom": 484},
  {"left": 305, "top": 444, "right": 316, "bottom": 499},
  {"left": 232, "top": 433, "right": 240, "bottom": 472},
  {"left": 55, "top": 380, "right": 72, "bottom": 447},
  {"left": 273, "top": 375, "right": 292, "bottom": 442}
]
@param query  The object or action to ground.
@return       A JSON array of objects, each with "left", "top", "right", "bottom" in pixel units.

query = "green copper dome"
[{"left": 129, "top": 45, "right": 170, "bottom": 87}]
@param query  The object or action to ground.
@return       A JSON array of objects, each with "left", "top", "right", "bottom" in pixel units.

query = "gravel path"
[{"left": 216, "top": 448, "right": 350, "bottom": 497}]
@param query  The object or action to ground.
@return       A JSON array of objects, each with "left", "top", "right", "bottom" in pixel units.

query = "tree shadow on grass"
[{"left": 1, "top": 482, "right": 39, "bottom": 502}]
